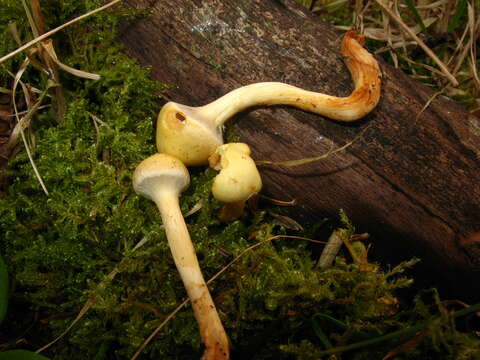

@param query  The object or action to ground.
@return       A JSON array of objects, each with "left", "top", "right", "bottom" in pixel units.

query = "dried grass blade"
[
  {"left": 0, "top": 0, "right": 122, "bottom": 64},
  {"left": 447, "top": 18, "right": 470, "bottom": 66},
  {"left": 10, "top": 55, "right": 50, "bottom": 195},
  {"left": 8, "top": 24, "right": 51, "bottom": 75},
  {"left": 7, "top": 54, "right": 39, "bottom": 147},
  {"left": 41, "top": 41, "right": 101, "bottom": 80},
  {"left": 256, "top": 124, "right": 370, "bottom": 167},
  {"left": 415, "top": 0, "right": 449, "bottom": 10},
  {"left": 7, "top": 23, "right": 23, "bottom": 46},
  {"left": 415, "top": 86, "right": 448, "bottom": 122},
  {"left": 448, "top": 0, "right": 468, "bottom": 33},
  {"left": 467, "top": 4, "right": 480, "bottom": 89},
  {"left": 404, "top": 0, "right": 426, "bottom": 33},
  {"left": 30, "top": 0, "right": 46, "bottom": 35},
  {"left": 183, "top": 200, "right": 203, "bottom": 218},
  {"left": 375, "top": 0, "right": 459, "bottom": 86},
  {"left": 21, "top": 0, "right": 39, "bottom": 38},
  {"left": 8, "top": 93, "right": 48, "bottom": 149},
  {"left": 259, "top": 195, "right": 297, "bottom": 206},
  {"left": 20, "top": 131, "right": 49, "bottom": 195},
  {"left": 10, "top": 55, "right": 31, "bottom": 118}
]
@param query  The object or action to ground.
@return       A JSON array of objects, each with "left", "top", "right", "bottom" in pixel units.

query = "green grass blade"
[
  {"left": 405, "top": 0, "right": 426, "bottom": 33},
  {"left": 0, "top": 350, "right": 50, "bottom": 360},
  {"left": 313, "top": 302, "right": 480, "bottom": 357},
  {"left": 312, "top": 313, "right": 348, "bottom": 330},
  {"left": 0, "top": 255, "right": 8, "bottom": 325},
  {"left": 311, "top": 317, "right": 333, "bottom": 349},
  {"left": 448, "top": 0, "right": 468, "bottom": 33}
]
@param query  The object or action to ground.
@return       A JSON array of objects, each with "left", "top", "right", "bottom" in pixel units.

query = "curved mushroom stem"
[
  {"left": 153, "top": 191, "right": 229, "bottom": 359},
  {"left": 156, "top": 30, "right": 381, "bottom": 166},
  {"left": 201, "top": 31, "right": 380, "bottom": 125}
]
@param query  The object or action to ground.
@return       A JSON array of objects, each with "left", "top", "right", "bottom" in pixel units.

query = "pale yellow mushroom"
[
  {"left": 208, "top": 143, "right": 262, "bottom": 221},
  {"left": 132, "top": 153, "right": 229, "bottom": 360},
  {"left": 157, "top": 30, "right": 381, "bottom": 166}
]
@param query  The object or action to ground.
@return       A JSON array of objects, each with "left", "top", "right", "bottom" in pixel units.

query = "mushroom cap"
[
  {"left": 156, "top": 102, "right": 223, "bottom": 166},
  {"left": 133, "top": 153, "right": 190, "bottom": 201},
  {"left": 209, "top": 143, "right": 262, "bottom": 203}
]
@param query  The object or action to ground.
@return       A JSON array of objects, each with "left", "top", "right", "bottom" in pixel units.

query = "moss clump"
[{"left": 1, "top": 1, "right": 479, "bottom": 359}]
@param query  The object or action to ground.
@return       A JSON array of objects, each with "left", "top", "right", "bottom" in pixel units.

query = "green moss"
[{"left": 0, "top": 2, "right": 479, "bottom": 359}]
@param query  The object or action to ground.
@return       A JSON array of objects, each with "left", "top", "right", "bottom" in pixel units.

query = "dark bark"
[{"left": 118, "top": 0, "right": 480, "bottom": 300}]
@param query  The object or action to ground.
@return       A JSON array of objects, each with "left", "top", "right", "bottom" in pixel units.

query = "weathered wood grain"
[{"left": 118, "top": 0, "right": 480, "bottom": 299}]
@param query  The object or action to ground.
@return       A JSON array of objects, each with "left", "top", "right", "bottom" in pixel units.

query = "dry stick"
[
  {"left": 0, "top": 0, "right": 122, "bottom": 64},
  {"left": 316, "top": 230, "right": 343, "bottom": 269},
  {"left": 131, "top": 235, "right": 327, "bottom": 360},
  {"left": 375, "top": 0, "right": 459, "bottom": 87}
]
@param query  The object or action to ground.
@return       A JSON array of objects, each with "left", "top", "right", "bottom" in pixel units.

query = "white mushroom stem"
[
  {"left": 155, "top": 192, "right": 229, "bottom": 359},
  {"left": 156, "top": 30, "right": 381, "bottom": 166},
  {"left": 133, "top": 154, "right": 229, "bottom": 360}
]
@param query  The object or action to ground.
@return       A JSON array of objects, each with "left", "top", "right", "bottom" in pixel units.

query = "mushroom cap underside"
[{"left": 133, "top": 153, "right": 190, "bottom": 200}]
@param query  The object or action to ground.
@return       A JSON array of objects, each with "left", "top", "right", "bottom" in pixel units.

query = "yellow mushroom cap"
[
  {"left": 209, "top": 143, "right": 262, "bottom": 203},
  {"left": 156, "top": 102, "right": 223, "bottom": 166}
]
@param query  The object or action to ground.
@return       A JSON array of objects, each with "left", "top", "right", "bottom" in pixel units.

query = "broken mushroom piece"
[
  {"left": 132, "top": 153, "right": 229, "bottom": 360},
  {"left": 208, "top": 143, "right": 262, "bottom": 221},
  {"left": 157, "top": 30, "right": 381, "bottom": 166}
]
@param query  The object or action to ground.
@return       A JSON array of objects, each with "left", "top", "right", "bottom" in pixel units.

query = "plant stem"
[{"left": 314, "top": 302, "right": 480, "bottom": 356}]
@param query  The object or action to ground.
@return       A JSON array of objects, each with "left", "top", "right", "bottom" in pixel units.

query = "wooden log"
[{"left": 118, "top": 0, "right": 480, "bottom": 299}]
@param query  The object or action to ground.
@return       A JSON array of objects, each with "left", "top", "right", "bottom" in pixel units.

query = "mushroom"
[
  {"left": 156, "top": 30, "right": 381, "bottom": 166},
  {"left": 208, "top": 143, "right": 262, "bottom": 221},
  {"left": 132, "top": 153, "right": 229, "bottom": 360}
]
